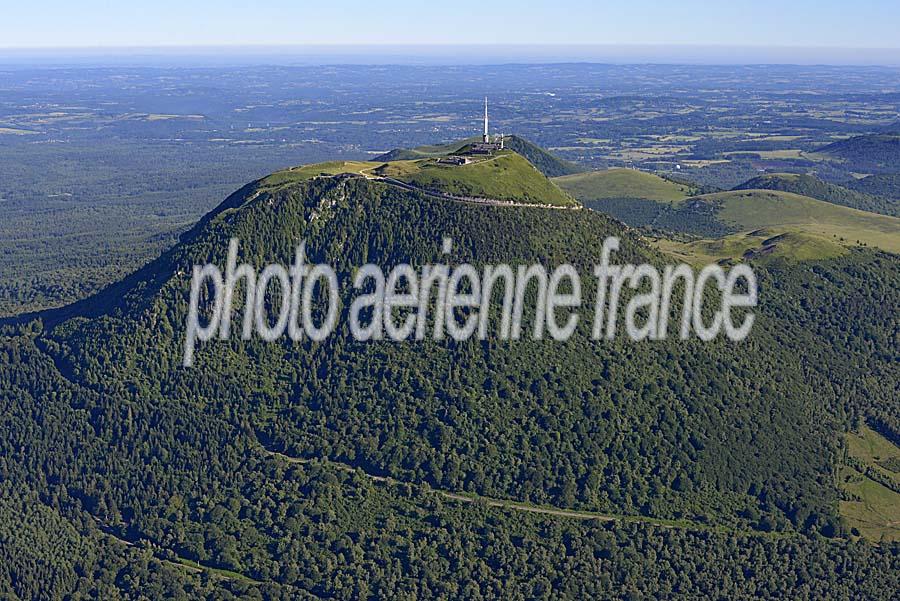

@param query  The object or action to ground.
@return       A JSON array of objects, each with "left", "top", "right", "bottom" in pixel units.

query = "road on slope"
[
  {"left": 262, "top": 446, "right": 801, "bottom": 539},
  {"left": 322, "top": 170, "right": 582, "bottom": 210}
]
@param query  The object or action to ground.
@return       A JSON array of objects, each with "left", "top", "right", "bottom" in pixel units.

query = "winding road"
[{"left": 325, "top": 169, "right": 582, "bottom": 211}]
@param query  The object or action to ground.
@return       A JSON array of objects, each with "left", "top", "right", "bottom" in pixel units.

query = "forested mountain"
[
  {"left": 816, "top": 134, "right": 900, "bottom": 171},
  {"left": 846, "top": 173, "right": 900, "bottom": 202},
  {"left": 501, "top": 136, "right": 585, "bottom": 177},
  {"left": 0, "top": 158, "right": 898, "bottom": 598}
]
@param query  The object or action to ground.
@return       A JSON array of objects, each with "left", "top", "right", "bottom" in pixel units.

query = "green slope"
[
  {"left": 840, "top": 426, "right": 900, "bottom": 542},
  {"left": 704, "top": 190, "right": 900, "bottom": 253},
  {"left": 555, "top": 168, "right": 697, "bottom": 203},
  {"left": 655, "top": 230, "right": 849, "bottom": 265},
  {"left": 734, "top": 173, "right": 898, "bottom": 217}
]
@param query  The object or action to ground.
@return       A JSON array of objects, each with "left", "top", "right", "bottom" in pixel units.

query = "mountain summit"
[{"left": 374, "top": 134, "right": 584, "bottom": 178}]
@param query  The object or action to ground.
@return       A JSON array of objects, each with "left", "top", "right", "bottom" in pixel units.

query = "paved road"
[
  {"left": 329, "top": 170, "right": 582, "bottom": 211},
  {"left": 378, "top": 176, "right": 582, "bottom": 210}
]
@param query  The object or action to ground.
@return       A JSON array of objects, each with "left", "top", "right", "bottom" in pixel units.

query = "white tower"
[{"left": 483, "top": 97, "right": 490, "bottom": 143}]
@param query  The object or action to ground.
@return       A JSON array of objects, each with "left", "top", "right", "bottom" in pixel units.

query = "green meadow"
[
  {"left": 840, "top": 426, "right": 900, "bottom": 542},
  {"left": 554, "top": 168, "right": 695, "bottom": 203}
]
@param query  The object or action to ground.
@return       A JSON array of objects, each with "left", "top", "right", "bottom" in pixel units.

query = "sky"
[{"left": 1, "top": 0, "right": 899, "bottom": 62}]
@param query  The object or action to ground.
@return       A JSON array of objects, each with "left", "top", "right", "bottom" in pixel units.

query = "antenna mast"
[{"left": 483, "top": 97, "right": 489, "bottom": 143}]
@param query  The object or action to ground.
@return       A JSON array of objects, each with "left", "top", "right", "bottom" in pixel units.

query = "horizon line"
[
  {"left": 2, "top": 44, "right": 900, "bottom": 68},
  {"left": 3, "top": 42, "right": 900, "bottom": 51}
]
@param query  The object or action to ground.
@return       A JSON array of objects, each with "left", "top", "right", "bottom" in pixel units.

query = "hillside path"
[
  {"left": 267, "top": 448, "right": 624, "bottom": 521},
  {"left": 330, "top": 171, "right": 582, "bottom": 210}
]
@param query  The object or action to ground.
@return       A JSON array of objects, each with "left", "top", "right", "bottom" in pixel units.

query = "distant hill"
[
  {"left": 656, "top": 230, "right": 849, "bottom": 265},
  {"left": 846, "top": 173, "right": 900, "bottom": 202},
  {"left": 734, "top": 173, "right": 899, "bottom": 217},
  {"left": 815, "top": 134, "right": 900, "bottom": 171},
  {"left": 554, "top": 169, "right": 700, "bottom": 228},
  {"left": 373, "top": 135, "right": 584, "bottom": 178},
  {"left": 372, "top": 138, "right": 476, "bottom": 162},
  {"left": 658, "top": 190, "right": 900, "bottom": 253},
  {"left": 501, "top": 136, "right": 585, "bottom": 177},
  {"left": 555, "top": 168, "right": 697, "bottom": 203},
  {"left": 565, "top": 169, "right": 900, "bottom": 251}
]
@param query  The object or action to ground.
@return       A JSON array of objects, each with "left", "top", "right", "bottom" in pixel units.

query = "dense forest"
[
  {"left": 846, "top": 173, "right": 900, "bottom": 202},
  {"left": 501, "top": 136, "right": 586, "bottom": 178},
  {"left": 817, "top": 134, "right": 900, "bottom": 172},
  {"left": 0, "top": 140, "right": 335, "bottom": 317},
  {"left": 0, "top": 173, "right": 897, "bottom": 597},
  {"left": 581, "top": 197, "right": 737, "bottom": 237}
]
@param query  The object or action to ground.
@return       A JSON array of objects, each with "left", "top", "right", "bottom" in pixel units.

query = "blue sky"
[{"left": 2, "top": 0, "right": 898, "bottom": 50}]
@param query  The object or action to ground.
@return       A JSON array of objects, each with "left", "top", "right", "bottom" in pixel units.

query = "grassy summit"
[
  {"left": 258, "top": 150, "right": 577, "bottom": 207},
  {"left": 259, "top": 161, "right": 380, "bottom": 188},
  {"left": 395, "top": 151, "right": 576, "bottom": 206},
  {"left": 374, "top": 135, "right": 584, "bottom": 178}
]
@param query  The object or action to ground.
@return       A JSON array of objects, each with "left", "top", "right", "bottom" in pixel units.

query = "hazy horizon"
[{"left": 3, "top": 44, "right": 900, "bottom": 67}]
